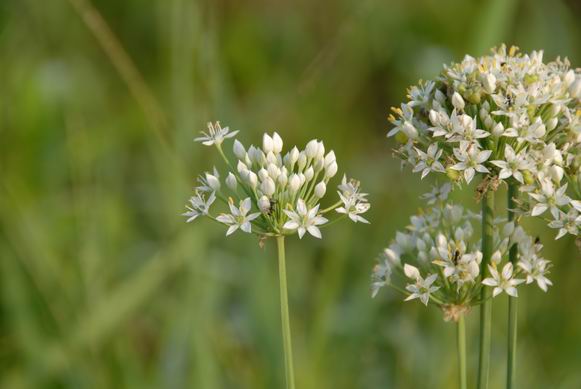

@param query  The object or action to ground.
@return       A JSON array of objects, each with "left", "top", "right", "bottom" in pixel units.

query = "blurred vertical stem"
[
  {"left": 478, "top": 186, "right": 494, "bottom": 389},
  {"left": 276, "top": 236, "right": 296, "bottom": 389},
  {"left": 457, "top": 315, "right": 467, "bottom": 389},
  {"left": 507, "top": 184, "right": 518, "bottom": 389}
]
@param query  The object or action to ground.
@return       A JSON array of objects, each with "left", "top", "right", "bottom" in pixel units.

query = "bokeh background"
[{"left": 1, "top": 0, "right": 580, "bottom": 388}]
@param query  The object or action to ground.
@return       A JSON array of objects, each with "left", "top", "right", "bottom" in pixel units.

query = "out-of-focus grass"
[{"left": 1, "top": 0, "right": 580, "bottom": 388}]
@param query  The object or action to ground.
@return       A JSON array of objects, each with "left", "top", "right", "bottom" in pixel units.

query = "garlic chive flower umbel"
[
  {"left": 387, "top": 44, "right": 581, "bottom": 240},
  {"left": 185, "top": 122, "right": 369, "bottom": 239},
  {"left": 371, "top": 185, "right": 551, "bottom": 318},
  {"left": 384, "top": 44, "right": 578, "bottom": 389},
  {"left": 184, "top": 121, "right": 370, "bottom": 389}
]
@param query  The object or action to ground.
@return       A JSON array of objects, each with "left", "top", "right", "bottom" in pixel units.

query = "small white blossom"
[
  {"left": 482, "top": 263, "right": 525, "bottom": 297},
  {"left": 491, "top": 145, "right": 532, "bottom": 184},
  {"left": 216, "top": 198, "right": 261, "bottom": 236},
  {"left": 403, "top": 264, "right": 440, "bottom": 306},
  {"left": 183, "top": 191, "right": 216, "bottom": 222},
  {"left": 283, "top": 199, "right": 328, "bottom": 239},
  {"left": 195, "top": 122, "right": 238, "bottom": 146},
  {"left": 450, "top": 142, "right": 492, "bottom": 183}
]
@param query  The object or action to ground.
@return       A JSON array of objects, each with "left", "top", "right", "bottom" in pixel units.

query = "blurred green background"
[{"left": 1, "top": 0, "right": 580, "bottom": 388}]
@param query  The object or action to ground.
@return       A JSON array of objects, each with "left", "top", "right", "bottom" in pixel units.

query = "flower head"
[
  {"left": 185, "top": 123, "right": 370, "bottom": 240},
  {"left": 482, "top": 263, "right": 525, "bottom": 297}
]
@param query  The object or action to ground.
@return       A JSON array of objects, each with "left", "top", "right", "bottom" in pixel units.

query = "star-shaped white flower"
[
  {"left": 413, "top": 144, "right": 445, "bottom": 179},
  {"left": 336, "top": 192, "right": 370, "bottom": 223},
  {"left": 283, "top": 199, "right": 328, "bottom": 239},
  {"left": 183, "top": 191, "right": 216, "bottom": 222},
  {"left": 528, "top": 180, "right": 570, "bottom": 218},
  {"left": 491, "top": 145, "right": 532, "bottom": 184},
  {"left": 518, "top": 256, "right": 552, "bottom": 292},
  {"left": 403, "top": 264, "right": 440, "bottom": 306},
  {"left": 482, "top": 263, "right": 525, "bottom": 297},
  {"left": 450, "top": 142, "right": 492, "bottom": 183},
  {"left": 216, "top": 197, "right": 260, "bottom": 236},
  {"left": 548, "top": 208, "right": 579, "bottom": 239},
  {"left": 195, "top": 121, "right": 239, "bottom": 146}
]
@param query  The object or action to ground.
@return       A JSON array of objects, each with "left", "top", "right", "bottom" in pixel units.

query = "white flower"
[
  {"left": 216, "top": 198, "right": 260, "bottom": 236},
  {"left": 420, "top": 183, "right": 452, "bottom": 205},
  {"left": 196, "top": 168, "right": 221, "bottom": 192},
  {"left": 283, "top": 199, "right": 328, "bottom": 239},
  {"left": 413, "top": 144, "right": 445, "bottom": 179},
  {"left": 314, "top": 181, "right": 327, "bottom": 198},
  {"left": 452, "top": 92, "right": 465, "bottom": 111},
  {"left": 450, "top": 142, "right": 492, "bottom": 183},
  {"left": 387, "top": 104, "right": 417, "bottom": 138},
  {"left": 548, "top": 208, "right": 579, "bottom": 239},
  {"left": 528, "top": 180, "right": 570, "bottom": 218},
  {"left": 336, "top": 192, "right": 370, "bottom": 223},
  {"left": 482, "top": 263, "right": 525, "bottom": 297},
  {"left": 518, "top": 256, "right": 552, "bottom": 292},
  {"left": 183, "top": 191, "right": 216, "bottom": 222},
  {"left": 403, "top": 264, "right": 440, "bottom": 306},
  {"left": 491, "top": 145, "right": 532, "bottom": 184},
  {"left": 195, "top": 122, "right": 238, "bottom": 146},
  {"left": 371, "top": 260, "right": 392, "bottom": 298},
  {"left": 225, "top": 172, "right": 237, "bottom": 190}
]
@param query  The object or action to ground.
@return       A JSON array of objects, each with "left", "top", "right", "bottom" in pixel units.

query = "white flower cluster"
[
  {"left": 184, "top": 122, "right": 370, "bottom": 239},
  {"left": 387, "top": 45, "right": 581, "bottom": 239},
  {"left": 371, "top": 185, "right": 551, "bottom": 315}
]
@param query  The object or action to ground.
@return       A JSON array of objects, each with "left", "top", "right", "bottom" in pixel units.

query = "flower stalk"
[
  {"left": 507, "top": 184, "right": 518, "bottom": 389},
  {"left": 457, "top": 314, "right": 467, "bottom": 389},
  {"left": 478, "top": 187, "right": 494, "bottom": 389},
  {"left": 277, "top": 236, "right": 296, "bottom": 389}
]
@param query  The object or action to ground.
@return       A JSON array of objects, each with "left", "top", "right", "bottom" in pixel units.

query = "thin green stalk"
[
  {"left": 276, "top": 236, "right": 296, "bottom": 389},
  {"left": 507, "top": 184, "right": 518, "bottom": 389},
  {"left": 478, "top": 187, "right": 494, "bottom": 389},
  {"left": 458, "top": 315, "right": 467, "bottom": 389}
]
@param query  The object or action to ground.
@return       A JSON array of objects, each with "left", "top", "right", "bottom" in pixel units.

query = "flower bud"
[
  {"left": 233, "top": 140, "right": 246, "bottom": 159},
  {"left": 549, "top": 165, "right": 564, "bottom": 183},
  {"left": 272, "top": 132, "right": 283, "bottom": 153},
  {"left": 548, "top": 103, "right": 561, "bottom": 117},
  {"left": 546, "top": 117, "right": 558, "bottom": 131},
  {"left": 304, "top": 166, "right": 314, "bottom": 182},
  {"left": 316, "top": 141, "right": 325, "bottom": 160},
  {"left": 297, "top": 152, "right": 307, "bottom": 171},
  {"left": 484, "top": 116, "right": 494, "bottom": 129},
  {"left": 305, "top": 139, "right": 319, "bottom": 159},
  {"left": 446, "top": 167, "right": 460, "bottom": 181},
  {"left": 287, "top": 147, "right": 299, "bottom": 167},
  {"left": 258, "top": 195, "right": 270, "bottom": 213},
  {"left": 262, "top": 133, "right": 274, "bottom": 153},
  {"left": 246, "top": 171, "right": 258, "bottom": 189},
  {"left": 237, "top": 160, "right": 248, "bottom": 174},
  {"left": 491, "top": 250, "right": 502, "bottom": 265},
  {"left": 206, "top": 173, "right": 220, "bottom": 191},
  {"left": 429, "top": 110, "right": 439, "bottom": 126},
  {"left": 258, "top": 168, "right": 269, "bottom": 181},
  {"left": 266, "top": 151, "right": 278, "bottom": 165},
  {"left": 278, "top": 171, "right": 288, "bottom": 187},
  {"left": 402, "top": 122, "right": 418, "bottom": 139},
  {"left": 314, "top": 181, "right": 327, "bottom": 198},
  {"left": 267, "top": 163, "right": 280, "bottom": 179},
  {"left": 451, "top": 92, "right": 465, "bottom": 110},
  {"left": 522, "top": 170, "right": 535, "bottom": 185},
  {"left": 492, "top": 122, "right": 504, "bottom": 136},
  {"left": 298, "top": 173, "right": 306, "bottom": 186},
  {"left": 226, "top": 172, "right": 237, "bottom": 190},
  {"left": 260, "top": 177, "right": 276, "bottom": 197},
  {"left": 564, "top": 69, "right": 575, "bottom": 86},
  {"left": 288, "top": 174, "right": 301, "bottom": 193},
  {"left": 325, "top": 161, "right": 338, "bottom": 179},
  {"left": 482, "top": 73, "right": 496, "bottom": 94},
  {"left": 324, "top": 150, "right": 336, "bottom": 167},
  {"left": 434, "top": 89, "right": 445, "bottom": 103},
  {"left": 569, "top": 78, "right": 581, "bottom": 99}
]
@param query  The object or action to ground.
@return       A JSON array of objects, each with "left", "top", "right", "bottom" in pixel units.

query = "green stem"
[
  {"left": 458, "top": 315, "right": 467, "bottom": 389},
  {"left": 478, "top": 186, "right": 494, "bottom": 389},
  {"left": 507, "top": 184, "right": 518, "bottom": 389},
  {"left": 276, "top": 236, "right": 296, "bottom": 389}
]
